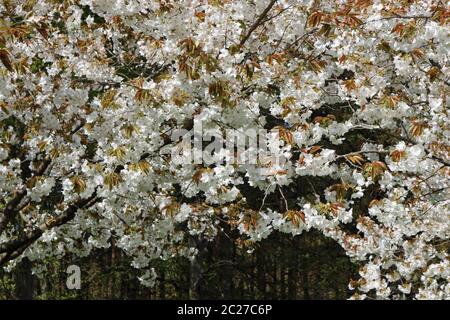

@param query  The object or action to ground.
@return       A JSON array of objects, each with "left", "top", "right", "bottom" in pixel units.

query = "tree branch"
[
  {"left": 0, "top": 158, "right": 52, "bottom": 235},
  {"left": 0, "top": 192, "right": 99, "bottom": 266},
  {"left": 240, "top": 0, "right": 278, "bottom": 46}
]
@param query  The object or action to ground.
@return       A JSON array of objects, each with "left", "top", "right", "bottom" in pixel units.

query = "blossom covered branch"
[{"left": 0, "top": 0, "right": 448, "bottom": 299}]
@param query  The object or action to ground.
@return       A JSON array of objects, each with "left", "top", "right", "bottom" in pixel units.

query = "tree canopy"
[{"left": 0, "top": 0, "right": 449, "bottom": 299}]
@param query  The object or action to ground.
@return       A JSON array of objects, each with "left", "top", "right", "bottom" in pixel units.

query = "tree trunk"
[
  {"left": 189, "top": 235, "right": 205, "bottom": 300},
  {"left": 256, "top": 249, "right": 266, "bottom": 299},
  {"left": 15, "top": 257, "right": 34, "bottom": 300},
  {"left": 216, "top": 222, "right": 234, "bottom": 299}
]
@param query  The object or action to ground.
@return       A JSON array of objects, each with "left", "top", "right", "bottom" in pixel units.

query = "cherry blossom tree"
[{"left": 0, "top": 0, "right": 448, "bottom": 299}]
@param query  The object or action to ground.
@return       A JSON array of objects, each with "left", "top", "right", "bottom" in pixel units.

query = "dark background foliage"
[{"left": 0, "top": 230, "right": 357, "bottom": 300}]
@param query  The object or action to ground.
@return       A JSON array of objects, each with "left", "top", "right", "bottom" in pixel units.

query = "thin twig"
[
  {"left": 240, "top": 0, "right": 278, "bottom": 46},
  {"left": 278, "top": 185, "right": 289, "bottom": 211}
]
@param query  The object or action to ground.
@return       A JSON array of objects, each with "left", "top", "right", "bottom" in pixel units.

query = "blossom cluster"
[{"left": 0, "top": 0, "right": 448, "bottom": 299}]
